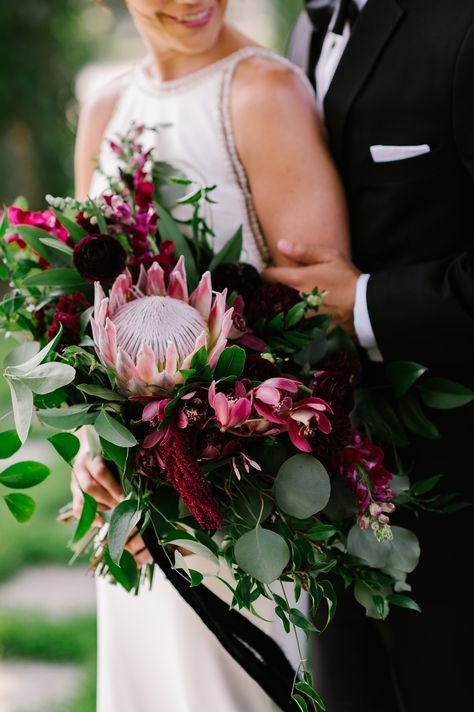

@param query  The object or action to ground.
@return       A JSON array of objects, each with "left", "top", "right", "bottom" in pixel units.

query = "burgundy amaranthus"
[
  {"left": 157, "top": 427, "right": 221, "bottom": 530},
  {"left": 339, "top": 431, "right": 395, "bottom": 541}
]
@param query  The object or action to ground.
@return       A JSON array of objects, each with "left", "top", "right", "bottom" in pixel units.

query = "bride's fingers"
[
  {"left": 125, "top": 532, "right": 153, "bottom": 566},
  {"left": 73, "top": 465, "right": 117, "bottom": 510},
  {"left": 88, "top": 457, "right": 125, "bottom": 503}
]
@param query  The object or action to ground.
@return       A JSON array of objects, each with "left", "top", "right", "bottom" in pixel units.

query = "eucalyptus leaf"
[
  {"left": 347, "top": 525, "right": 420, "bottom": 573},
  {"left": 0, "top": 430, "right": 22, "bottom": 459},
  {"left": 108, "top": 499, "right": 142, "bottom": 564},
  {"left": 275, "top": 455, "right": 331, "bottom": 519},
  {"left": 95, "top": 410, "right": 138, "bottom": 448},
  {"left": 48, "top": 433, "right": 80, "bottom": 464},
  {"left": 0, "top": 461, "right": 50, "bottom": 489},
  {"left": 3, "top": 493, "right": 36, "bottom": 522},
  {"left": 234, "top": 527, "right": 290, "bottom": 584}
]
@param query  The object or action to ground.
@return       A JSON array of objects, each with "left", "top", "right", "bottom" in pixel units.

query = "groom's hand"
[{"left": 263, "top": 240, "right": 361, "bottom": 336}]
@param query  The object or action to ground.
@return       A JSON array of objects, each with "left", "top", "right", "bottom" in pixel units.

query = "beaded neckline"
[{"left": 134, "top": 46, "right": 277, "bottom": 95}]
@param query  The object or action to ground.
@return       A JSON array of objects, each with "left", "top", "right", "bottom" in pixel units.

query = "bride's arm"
[{"left": 231, "top": 57, "right": 350, "bottom": 266}]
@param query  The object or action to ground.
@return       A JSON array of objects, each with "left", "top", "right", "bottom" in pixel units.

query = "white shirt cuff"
[{"left": 353, "top": 274, "right": 383, "bottom": 362}]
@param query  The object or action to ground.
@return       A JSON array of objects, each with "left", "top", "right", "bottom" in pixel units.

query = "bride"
[{"left": 73, "top": 1, "right": 349, "bottom": 710}]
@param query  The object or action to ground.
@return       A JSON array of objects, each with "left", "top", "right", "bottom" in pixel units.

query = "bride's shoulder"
[{"left": 232, "top": 49, "right": 315, "bottom": 109}]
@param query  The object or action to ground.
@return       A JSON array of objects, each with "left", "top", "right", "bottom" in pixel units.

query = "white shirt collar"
[{"left": 354, "top": 0, "right": 368, "bottom": 10}]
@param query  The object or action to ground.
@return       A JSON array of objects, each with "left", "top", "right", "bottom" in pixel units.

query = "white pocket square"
[{"left": 370, "top": 144, "right": 431, "bottom": 163}]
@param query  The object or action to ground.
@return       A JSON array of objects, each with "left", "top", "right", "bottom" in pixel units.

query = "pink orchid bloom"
[
  {"left": 208, "top": 380, "right": 252, "bottom": 430},
  {"left": 253, "top": 377, "right": 302, "bottom": 424},
  {"left": 287, "top": 398, "right": 333, "bottom": 453}
]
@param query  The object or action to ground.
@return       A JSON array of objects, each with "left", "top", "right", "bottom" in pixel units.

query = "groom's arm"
[
  {"left": 364, "top": 20, "right": 474, "bottom": 369},
  {"left": 265, "top": 22, "right": 474, "bottom": 371}
]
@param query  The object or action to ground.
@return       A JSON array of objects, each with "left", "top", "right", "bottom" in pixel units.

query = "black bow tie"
[{"left": 305, "top": 0, "right": 360, "bottom": 35}]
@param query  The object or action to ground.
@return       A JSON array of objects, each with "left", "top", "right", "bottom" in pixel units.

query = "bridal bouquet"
[{"left": 1, "top": 126, "right": 471, "bottom": 710}]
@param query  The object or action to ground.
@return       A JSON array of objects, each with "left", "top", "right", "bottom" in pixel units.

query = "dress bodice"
[{"left": 90, "top": 46, "right": 308, "bottom": 272}]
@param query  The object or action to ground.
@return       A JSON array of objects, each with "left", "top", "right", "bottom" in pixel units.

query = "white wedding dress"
[{"left": 90, "top": 46, "right": 309, "bottom": 712}]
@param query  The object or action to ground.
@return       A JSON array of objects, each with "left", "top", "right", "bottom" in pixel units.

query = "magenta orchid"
[{"left": 208, "top": 380, "right": 252, "bottom": 431}]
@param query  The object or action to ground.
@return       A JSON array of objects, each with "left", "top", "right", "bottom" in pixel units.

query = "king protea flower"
[{"left": 91, "top": 257, "right": 233, "bottom": 395}]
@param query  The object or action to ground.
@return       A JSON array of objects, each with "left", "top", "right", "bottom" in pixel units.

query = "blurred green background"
[{"left": 0, "top": 2, "right": 303, "bottom": 710}]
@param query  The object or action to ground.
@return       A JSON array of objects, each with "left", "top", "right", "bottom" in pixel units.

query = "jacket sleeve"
[{"left": 365, "top": 20, "right": 474, "bottom": 371}]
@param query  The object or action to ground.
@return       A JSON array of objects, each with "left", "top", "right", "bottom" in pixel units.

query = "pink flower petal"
[
  {"left": 287, "top": 421, "right": 312, "bottom": 453},
  {"left": 213, "top": 392, "right": 230, "bottom": 427},
  {"left": 190, "top": 271, "right": 212, "bottom": 320},
  {"left": 146, "top": 262, "right": 165, "bottom": 296}
]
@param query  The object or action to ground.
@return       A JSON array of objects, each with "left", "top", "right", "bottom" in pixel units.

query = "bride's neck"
[{"left": 141, "top": 25, "right": 252, "bottom": 82}]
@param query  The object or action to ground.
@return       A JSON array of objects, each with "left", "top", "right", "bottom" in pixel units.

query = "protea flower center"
[
  {"left": 91, "top": 257, "right": 233, "bottom": 395},
  {"left": 113, "top": 295, "right": 206, "bottom": 365}
]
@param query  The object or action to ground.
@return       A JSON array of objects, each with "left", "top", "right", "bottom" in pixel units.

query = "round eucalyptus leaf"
[
  {"left": 347, "top": 525, "right": 420, "bottom": 573},
  {"left": 275, "top": 454, "right": 331, "bottom": 519},
  {"left": 234, "top": 527, "right": 290, "bottom": 584}
]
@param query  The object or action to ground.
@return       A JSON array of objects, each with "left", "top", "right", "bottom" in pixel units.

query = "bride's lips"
[{"left": 161, "top": 7, "right": 214, "bottom": 30}]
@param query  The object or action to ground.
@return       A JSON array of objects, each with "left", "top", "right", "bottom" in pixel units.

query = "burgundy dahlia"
[
  {"left": 248, "top": 282, "right": 301, "bottom": 324},
  {"left": 73, "top": 234, "right": 127, "bottom": 284}
]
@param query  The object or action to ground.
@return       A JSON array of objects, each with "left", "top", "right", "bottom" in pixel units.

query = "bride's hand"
[{"left": 71, "top": 430, "right": 153, "bottom": 566}]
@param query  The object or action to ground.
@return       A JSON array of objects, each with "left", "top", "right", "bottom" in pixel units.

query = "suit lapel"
[{"left": 324, "top": 0, "right": 405, "bottom": 161}]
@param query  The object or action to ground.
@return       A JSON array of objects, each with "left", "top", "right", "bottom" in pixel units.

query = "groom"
[{"left": 265, "top": 0, "right": 474, "bottom": 710}]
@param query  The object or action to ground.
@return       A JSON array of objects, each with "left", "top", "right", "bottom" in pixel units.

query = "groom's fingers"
[
  {"left": 276, "top": 239, "right": 337, "bottom": 265},
  {"left": 263, "top": 264, "right": 318, "bottom": 292}
]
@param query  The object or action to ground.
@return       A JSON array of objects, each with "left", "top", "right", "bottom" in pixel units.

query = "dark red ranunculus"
[
  {"left": 248, "top": 282, "right": 301, "bottom": 323},
  {"left": 48, "top": 293, "right": 91, "bottom": 350},
  {"left": 73, "top": 234, "right": 127, "bottom": 283}
]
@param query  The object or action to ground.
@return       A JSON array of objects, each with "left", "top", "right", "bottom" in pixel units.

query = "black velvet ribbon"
[{"left": 141, "top": 525, "right": 300, "bottom": 711}]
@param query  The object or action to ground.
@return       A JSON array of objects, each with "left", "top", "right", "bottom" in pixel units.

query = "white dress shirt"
[{"left": 316, "top": 0, "right": 383, "bottom": 361}]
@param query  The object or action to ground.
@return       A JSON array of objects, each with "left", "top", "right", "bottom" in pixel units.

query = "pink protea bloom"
[
  {"left": 91, "top": 257, "right": 233, "bottom": 395},
  {"left": 208, "top": 380, "right": 252, "bottom": 430}
]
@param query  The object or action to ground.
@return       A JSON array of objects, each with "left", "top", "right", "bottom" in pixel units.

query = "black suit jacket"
[{"left": 290, "top": 0, "right": 474, "bottom": 378}]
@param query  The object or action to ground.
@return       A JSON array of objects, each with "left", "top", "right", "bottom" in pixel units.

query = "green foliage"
[{"left": 234, "top": 527, "right": 290, "bottom": 584}]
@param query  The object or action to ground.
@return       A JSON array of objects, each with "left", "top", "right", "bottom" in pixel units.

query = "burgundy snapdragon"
[{"left": 339, "top": 431, "right": 395, "bottom": 540}]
